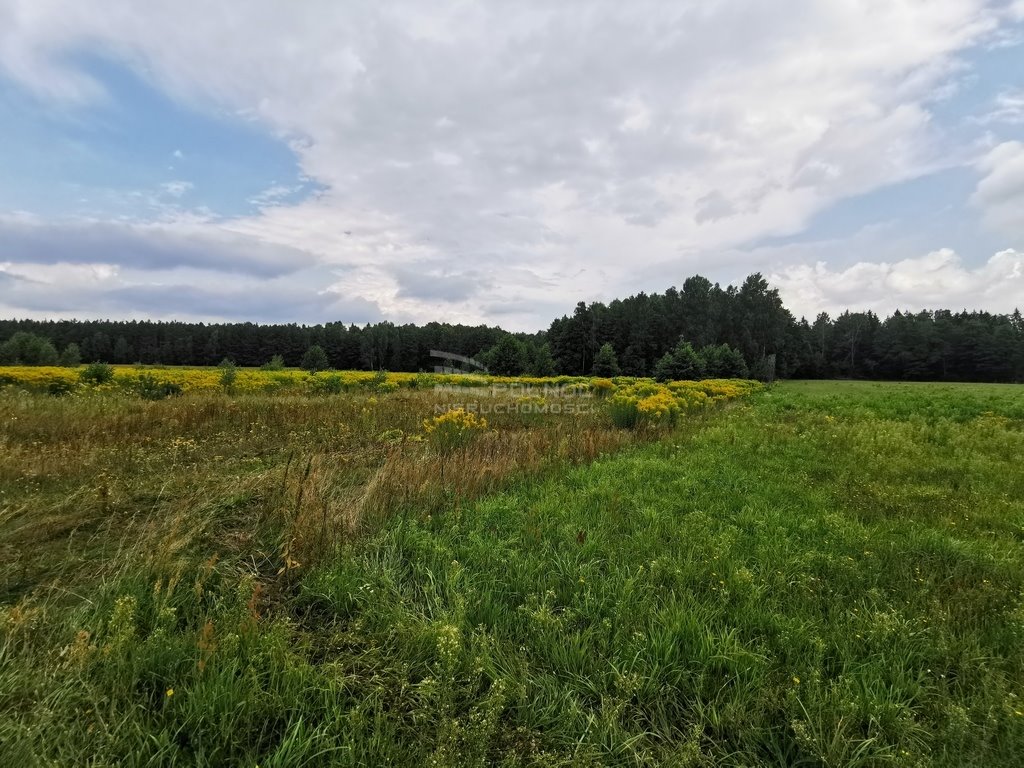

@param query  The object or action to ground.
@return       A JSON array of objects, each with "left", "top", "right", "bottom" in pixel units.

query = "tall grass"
[{"left": 1, "top": 380, "right": 1021, "bottom": 764}]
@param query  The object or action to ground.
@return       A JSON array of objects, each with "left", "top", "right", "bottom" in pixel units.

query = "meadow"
[{"left": 0, "top": 372, "right": 1022, "bottom": 766}]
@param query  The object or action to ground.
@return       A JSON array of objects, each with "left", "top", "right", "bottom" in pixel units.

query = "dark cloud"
[
  {"left": 481, "top": 297, "right": 572, "bottom": 318},
  {"left": 0, "top": 217, "right": 318, "bottom": 278},
  {"left": 99, "top": 283, "right": 384, "bottom": 324},
  {"left": 0, "top": 269, "right": 383, "bottom": 325},
  {"left": 694, "top": 192, "right": 738, "bottom": 224},
  {"left": 393, "top": 263, "right": 491, "bottom": 302}
]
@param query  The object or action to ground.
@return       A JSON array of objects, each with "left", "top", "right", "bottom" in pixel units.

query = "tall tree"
[{"left": 592, "top": 342, "right": 621, "bottom": 377}]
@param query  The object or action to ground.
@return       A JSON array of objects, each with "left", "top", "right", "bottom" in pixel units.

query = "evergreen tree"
[
  {"left": 653, "top": 341, "right": 706, "bottom": 382},
  {"left": 700, "top": 344, "right": 748, "bottom": 378},
  {"left": 2, "top": 271, "right": 1023, "bottom": 383},
  {"left": 592, "top": 342, "right": 621, "bottom": 377},
  {"left": 113, "top": 336, "right": 132, "bottom": 364}
]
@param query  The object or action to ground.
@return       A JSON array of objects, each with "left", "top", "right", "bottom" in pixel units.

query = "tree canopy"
[{"left": 2, "top": 273, "right": 1021, "bottom": 383}]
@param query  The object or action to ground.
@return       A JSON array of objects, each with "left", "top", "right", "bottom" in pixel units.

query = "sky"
[{"left": 1, "top": 1, "right": 1023, "bottom": 330}]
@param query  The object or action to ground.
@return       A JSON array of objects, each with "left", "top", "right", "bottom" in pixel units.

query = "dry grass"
[{"left": 2, "top": 379, "right": 716, "bottom": 601}]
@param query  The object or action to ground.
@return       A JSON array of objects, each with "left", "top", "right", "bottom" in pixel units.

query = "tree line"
[{"left": 2, "top": 272, "right": 1022, "bottom": 382}]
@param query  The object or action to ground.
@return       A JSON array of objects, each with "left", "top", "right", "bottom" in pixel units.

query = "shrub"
[
  {"left": 261, "top": 354, "right": 286, "bottom": 371},
  {"left": 80, "top": 362, "right": 114, "bottom": 385},
  {"left": 134, "top": 374, "right": 183, "bottom": 401},
  {"left": 653, "top": 341, "right": 706, "bottom": 382},
  {"left": 701, "top": 344, "right": 749, "bottom": 379},
  {"left": 369, "top": 369, "right": 397, "bottom": 393},
  {"left": 606, "top": 378, "right": 754, "bottom": 429},
  {"left": 46, "top": 379, "right": 77, "bottom": 397},
  {"left": 310, "top": 373, "right": 345, "bottom": 395},
  {"left": 218, "top": 358, "right": 238, "bottom": 392}
]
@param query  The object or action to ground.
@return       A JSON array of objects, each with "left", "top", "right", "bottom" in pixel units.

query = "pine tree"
[
  {"left": 592, "top": 342, "right": 621, "bottom": 377},
  {"left": 653, "top": 341, "right": 706, "bottom": 382}
]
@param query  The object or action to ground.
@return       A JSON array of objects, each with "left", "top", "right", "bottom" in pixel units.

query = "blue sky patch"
[{"left": 0, "top": 55, "right": 315, "bottom": 220}]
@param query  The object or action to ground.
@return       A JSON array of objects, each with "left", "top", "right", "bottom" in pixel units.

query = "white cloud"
[
  {"left": 0, "top": 1, "right": 1019, "bottom": 326},
  {"left": 770, "top": 248, "right": 1024, "bottom": 318},
  {"left": 975, "top": 89, "right": 1024, "bottom": 124},
  {"left": 160, "top": 180, "right": 193, "bottom": 198},
  {"left": 971, "top": 141, "right": 1024, "bottom": 237},
  {"left": 248, "top": 184, "right": 301, "bottom": 208}
]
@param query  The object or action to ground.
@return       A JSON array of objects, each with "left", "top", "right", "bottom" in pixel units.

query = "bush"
[
  {"left": 80, "top": 362, "right": 114, "bottom": 385},
  {"left": 261, "top": 355, "right": 286, "bottom": 371},
  {"left": 218, "top": 359, "right": 238, "bottom": 392},
  {"left": 310, "top": 373, "right": 345, "bottom": 395},
  {"left": 369, "top": 369, "right": 396, "bottom": 393},
  {"left": 46, "top": 379, "right": 77, "bottom": 397},
  {"left": 653, "top": 341, "right": 706, "bottom": 382},
  {"left": 701, "top": 344, "right": 749, "bottom": 379},
  {"left": 134, "top": 374, "right": 183, "bottom": 401}
]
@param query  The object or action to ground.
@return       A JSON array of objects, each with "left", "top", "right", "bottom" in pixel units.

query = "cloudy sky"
[{"left": 1, "top": 1, "right": 1023, "bottom": 329}]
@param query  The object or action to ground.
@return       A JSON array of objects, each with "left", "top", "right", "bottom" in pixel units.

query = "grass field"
[{"left": 1, "top": 377, "right": 1022, "bottom": 765}]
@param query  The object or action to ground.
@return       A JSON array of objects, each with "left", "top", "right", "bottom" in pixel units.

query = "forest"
[{"left": 2, "top": 273, "right": 1022, "bottom": 382}]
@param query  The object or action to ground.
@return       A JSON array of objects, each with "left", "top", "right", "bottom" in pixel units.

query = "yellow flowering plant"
[
  {"left": 607, "top": 378, "right": 760, "bottom": 429},
  {"left": 422, "top": 407, "right": 488, "bottom": 452}
]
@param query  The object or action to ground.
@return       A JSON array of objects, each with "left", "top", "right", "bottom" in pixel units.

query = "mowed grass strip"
[{"left": 2, "top": 381, "right": 1023, "bottom": 766}]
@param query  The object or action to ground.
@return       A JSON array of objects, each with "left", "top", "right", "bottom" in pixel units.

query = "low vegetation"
[
  {"left": 0, "top": 376, "right": 1021, "bottom": 765},
  {"left": 0, "top": 364, "right": 597, "bottom": 396}
]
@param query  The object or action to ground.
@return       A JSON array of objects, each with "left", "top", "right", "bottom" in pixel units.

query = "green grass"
[{"left": 2, "top": 381, "right": 1023, "bottom": 765}]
